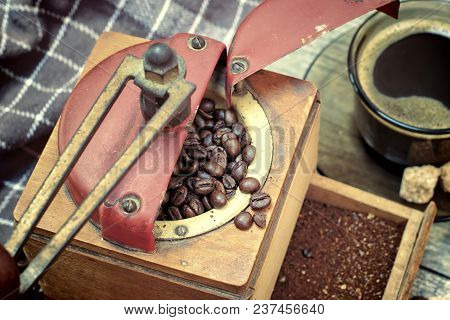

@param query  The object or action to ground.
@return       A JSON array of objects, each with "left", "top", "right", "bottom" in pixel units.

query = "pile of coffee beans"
[
  {"left": 234, "top": 193, "right": 271, "bottom": 231},
  {"left": 158, "top": 97, "right": 259, "bottom": 221},
  {"left": 234, "top": 211, "right": 267, "bottom": 230}
]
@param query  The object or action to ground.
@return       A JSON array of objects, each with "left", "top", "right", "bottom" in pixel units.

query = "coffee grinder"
[{"left": 1, "top": 0, "right": 400, "bottom": 299}]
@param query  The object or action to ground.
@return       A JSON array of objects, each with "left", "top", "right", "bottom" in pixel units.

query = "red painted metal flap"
[
  {"left": 59, "top": 34, "right": 225, "bottom": 252},
  {"left": 226, "top": 0, "right": 400, "bottom": 102}
]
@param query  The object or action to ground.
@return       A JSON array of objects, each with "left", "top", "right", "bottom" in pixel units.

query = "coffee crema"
[{"left": 357, "top": 20, "right": 450, "bottom": 130}]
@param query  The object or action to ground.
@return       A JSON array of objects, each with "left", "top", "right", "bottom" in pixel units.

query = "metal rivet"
[
  {"left": 144, "top": 43, "right": 175, "bottom": 68},
  {"left": 175, "top": 225, "right": 188, "bottom": 236},
  {"left": 231, "top": 58, "right": 249, "bottom": 74},
  {"left": 188, "top": 36, "right": 207, "bottom": 50},
  {"left": 121, "top": 195, "right": 140, "bottom": 215}
]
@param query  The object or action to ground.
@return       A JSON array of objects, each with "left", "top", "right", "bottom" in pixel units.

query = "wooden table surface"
[{"left": 268, "top": 30, "right": 450, "bottom": 299}]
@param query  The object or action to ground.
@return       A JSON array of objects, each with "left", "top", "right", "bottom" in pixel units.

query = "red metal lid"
[
  {"left": 58, "top": 34, "right": 225, "bottom": 252},
  {"left": 225, "top": 0, "right": 399, "bottom": 102}
]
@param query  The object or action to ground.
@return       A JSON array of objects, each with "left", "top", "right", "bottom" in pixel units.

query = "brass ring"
[{"left": 154, "top": 84, "right": 273, "bottom": 240}]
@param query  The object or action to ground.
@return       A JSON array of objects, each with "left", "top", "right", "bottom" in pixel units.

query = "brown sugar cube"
[
  {"left": 399, "top": 165, "right": 440, "bottom": 204},
  {"left": 440, "top": 161, "right": 450, "bottom": 193}
]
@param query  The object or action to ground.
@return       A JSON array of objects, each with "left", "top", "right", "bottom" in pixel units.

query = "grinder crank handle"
[
  {"left": 1, "top": 44, "right": 196, "bottom": 297},
  {"left": 226, "top": 0, "right": 400, "bottom": 102}
]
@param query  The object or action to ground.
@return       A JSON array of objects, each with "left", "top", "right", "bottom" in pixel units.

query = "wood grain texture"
[
  {"left": 26, "top": 236, "right": 244, "bottom": 300},
  {"left": 420, "top": 223, "right": 450, "bottom": 278},
  {"left": 249, "top": 94, "right": 320, "bottom": 300},
  {"left": 14, "top": 32, "right": 319, "bottom": 298},
  {"left": 411, "top": 268, "right": 450, "bottom": 299},
  {"left": 398, "top": 203, "right": 437, "bottom": 299}
]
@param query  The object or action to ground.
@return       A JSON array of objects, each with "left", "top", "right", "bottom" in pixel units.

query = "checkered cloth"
[{"left": 0, "top": 0, "right": 262, "bottom": 243}]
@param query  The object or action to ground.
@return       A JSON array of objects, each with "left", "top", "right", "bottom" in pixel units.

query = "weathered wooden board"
[
  {"left": 411, "top": 268, "right": 450, "bottom": 299},
  {"left": 420, "top": 223, "right": 450, "bottom": 278}
]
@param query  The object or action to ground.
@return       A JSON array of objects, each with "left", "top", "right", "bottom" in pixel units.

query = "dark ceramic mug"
[{"left": 348, "top": 0, "right": 450, "bottom": 166}]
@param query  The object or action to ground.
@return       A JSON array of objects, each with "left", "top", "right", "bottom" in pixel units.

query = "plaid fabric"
[{"left": 0, "top": 0, "right": 262, "bottom": 243}]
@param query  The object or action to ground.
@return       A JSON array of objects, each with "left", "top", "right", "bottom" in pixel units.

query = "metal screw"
[
  {"left": 175, "top": 225, "right": 188, "bottom": 236},
  {"left": 189, "top": 36, "right": 206, "bottom": 50},
  {"left": 121, "top": 196, "right": 140, "bottom": 215},
  {"left": 231, "top": 58, "right": 248, "bottom": 74}
]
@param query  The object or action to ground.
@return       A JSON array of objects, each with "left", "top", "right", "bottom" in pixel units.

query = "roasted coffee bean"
[
  {"left": 172, "top": 163, "right": 181, "bottom": 176},
  {"left": 213, "top": 127, "right": 231, "bottom": 145},
  {"left": 222, "top": 174, "right": 237, "bottom": 189},
  {"left": 194, "top": 114, "right": 206, "bottom": 129},
  {"left": 168, "top": 206, "right": 183, "bottom": 220},
  {"left": 198, "top": 109, "right": 213, "bottom": 120},
  {"left": 213, "top": 119, "right": 225, "bottom": 132},
  {"left": 162, "top": 191, "right": 170, "bottom": 205},
  {"left": 210, "top": 147, "right": 227, "bottom": 168},
  {"left": 242, "top": 145, "right": 256, "bottom": 164},
  {"left": 209, "top": 190, "right": 227, "bottom": 208},
  {"left": 188, "top": 146, "right": 207, "bottom": 160},
  {"left": 225, "top": 189, "right": 236, "bottom": 199},
  {"left": 182, "top": 204, "right": 196, "bottom": 218},
  {"left": 201, "top": 196, "right": 213, "bottom": 211},
  {"left": 193, "top": 178, "right": 214, "bottom": 195},
  {"left": 231, "top": 123, "right": 244, "bottom": 137},
  {"left": 234, "top": 211, "right": 253, "bottom": 230},
  {"left": 199, "top": 130, "right": 212, "bottom": 139},
  {"left": 206, "top": 145, "right": 217, "bottom": 159},
  {"left": 187, "top": 132, "right": 200, "bottom": 140},
  {"left": 302, "top": 248, "right": 313, "bottom": 258},
  {"left": 196, "top": 170, "right": 211, "bottom": 179},
  {"left": 186, "top": 176, "right": 200, "bottom": 191},
  {"left": 169, "top": 176, "right": 185, "bottom": 190},
  {"left": 214, "top": 109, "right": 225, "bottom": 120},
  {"left": 161, "top": 96, "right": 258, "bottom": 221},
  {"left": 179, "top": 149, "right": 190, "bottom": 162},
  {"left": 171, "top": 186, "right": 188, "bottom": 206},
  {"left": 231, "top": 161, "right": 247, "bottom": 181},
  {"left": 239, "top": 177, "right": 260, "bottom": 194},
  {"left": 180, "top": 159, "right": 199, "bottom": 175},
  {"left": 186, "top": 125, "right": 196, "bottom": 134},
  {"left": 224, "top": 109, "right": 238, "bottom": 125},
  {"left": 221, "top": 132, "right": 237, "bottom": 144},
  {"left": 213, "top": 179, "right": 226, "bottom": 194},
  {"left": 253, "top": 212, "right": 266, "bottom": 228},
  {"left": 201, "top": 133, "right": 213, "bottom": 147},
  {"left": 204, "top": 160, "right": 225, "bottom": 177},
  {"left": 188, "top": 197, "right": 204, "bottom": 215},
  {"left": 223, "top": 138, "right": 241, "bottom": 158},
  {"left": 200, "top": 98, "right": 215, "bottom": 113},
  {"left": 204, "top": 119, "right": 214, "bottom": 130},
  {"left": 184, "top": 137, "right": 200, "bottom": 149},
  {"left": 240, "top": 131, "right": 252, "bottom": 147},
  {"left": 250, "top": 192, "right": 271, "bottom": 210},
  {"left": 186, "top": 192, "right": 199, "bottom": 201},
  {"left": 226, "top": 161, "right": 236, "bottom": 173}
]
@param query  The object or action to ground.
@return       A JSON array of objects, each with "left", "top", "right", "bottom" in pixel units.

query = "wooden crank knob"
[{"left": 0, "top": 245, "right": 20, "bottom": 299}]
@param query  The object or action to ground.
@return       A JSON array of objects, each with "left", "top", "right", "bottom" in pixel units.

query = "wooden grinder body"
[{"left": 13, "top": 32, "right": 320, "bottom": 299}]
